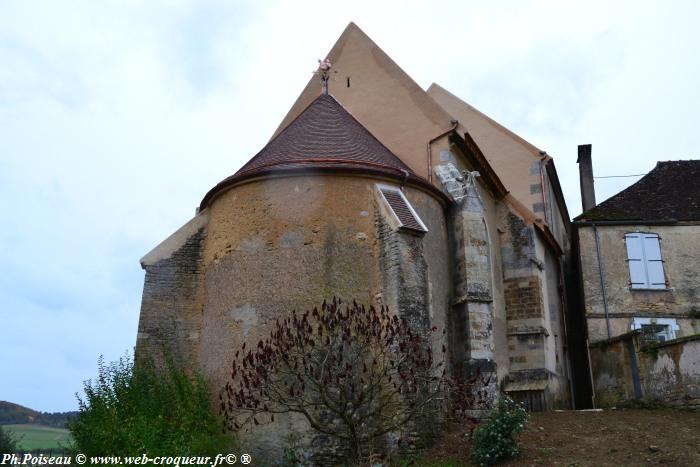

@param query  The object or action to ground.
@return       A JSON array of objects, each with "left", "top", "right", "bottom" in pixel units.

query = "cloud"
[
  {"left": 1, "top": 0, "right": 699, "bottom": 411},
  {"left": 0, "top": 0, "right": 263, "bottom": 410}
]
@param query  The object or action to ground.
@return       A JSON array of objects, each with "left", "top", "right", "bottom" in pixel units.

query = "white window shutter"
[
  {"left": 625, "top": 234, "right": 647, "bottom": 287},
  {"left": 643, "top": 234, "right": 665, "bottom": 288}
]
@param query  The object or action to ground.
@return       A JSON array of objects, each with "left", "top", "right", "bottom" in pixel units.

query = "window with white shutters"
[{"left": 624, "top": 233, "right": 666, "bottom": 289}]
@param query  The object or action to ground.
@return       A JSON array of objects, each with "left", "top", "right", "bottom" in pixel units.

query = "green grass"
[{"left": 2, "top": 424, "right": 72, "bottom": 450}]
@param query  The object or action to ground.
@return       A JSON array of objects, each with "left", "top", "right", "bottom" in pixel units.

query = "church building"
[{"left": 136, "top": 22, "right": 575, "bottom": 458}]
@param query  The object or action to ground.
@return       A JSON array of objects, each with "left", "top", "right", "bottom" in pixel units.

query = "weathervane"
[{"left": 314, "top": 58, "right": 336, "bottom": 95}]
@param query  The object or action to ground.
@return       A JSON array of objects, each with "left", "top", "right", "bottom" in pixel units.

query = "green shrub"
[
  {"left": 470, "top": 396, "right": 528, "bottom": 466},
  {"left": 69, "top": 352, "right": 231, "bottom": 456},
  {"left": 0, "top": 425, "right": 19, "bottom": 454}
]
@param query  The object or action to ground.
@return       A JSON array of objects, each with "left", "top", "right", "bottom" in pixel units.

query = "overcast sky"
[{"left": 2, "top": 0, "right": 698, "bottom": 412}]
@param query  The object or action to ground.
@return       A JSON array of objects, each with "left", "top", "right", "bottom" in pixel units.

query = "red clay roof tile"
[{"left": 200, "top": 94, "right": 444, "bottom": 209}]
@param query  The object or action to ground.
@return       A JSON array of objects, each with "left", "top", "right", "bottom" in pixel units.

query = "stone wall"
[
  {"left": 504, "top": 277, "right": 544, "bottom": 320},
  {"left": 578, "top": 224, "right": 700, "bottom": 343},
  {"left": 640, "top": 336, "right": 700, "bottom": 407},
  {"left": 136, "top": 212, "right": 208, "bottom": 367},
  {"left": 542, "top": 163, "right": 569, "bottom": 252},
  {"left": 431, "top": 145, "right": 510, "bottom": 387},
  {"left": 588, "top": 334, "right": 636, "bottom": 407},
  {"left": 197, "top": 174, "right": 449, "bottom": 462},
  {"left": 544, "top": 246, "right": 571, "bottom": 409},
  {"left": 431, "top": 157, "right": 571, "bottom": 411},
  {"left": 590, "top": 332, "right": 700, "bottom": 409},
  {"left": 498, "top": 207, "right": 570, "bottom": 409},
  {"left": 434, "top": 163, "right": 497, "bottom": 412}
]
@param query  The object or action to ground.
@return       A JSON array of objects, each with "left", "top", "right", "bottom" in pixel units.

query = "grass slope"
[{"left": 3, "top": 424, "right": 72, "bottom": 451}]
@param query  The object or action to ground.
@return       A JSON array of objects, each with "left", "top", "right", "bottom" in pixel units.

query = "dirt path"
[{"left": 423, "top": 409, "right": 700, "bottom": 466}]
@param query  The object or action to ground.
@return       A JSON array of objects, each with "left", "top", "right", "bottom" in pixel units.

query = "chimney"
[{"left": 577, "top": 144, "right": 596, "bottom": 212}]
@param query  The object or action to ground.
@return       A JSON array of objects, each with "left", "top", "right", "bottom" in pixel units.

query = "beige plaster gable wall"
[
  {"left": 272, "top": 22, "right": 456, "bottom": 180},
  {"left": 427, "top": 83, "right": 545, "bottom": 215}
]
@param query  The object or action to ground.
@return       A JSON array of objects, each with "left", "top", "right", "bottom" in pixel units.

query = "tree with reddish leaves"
[{"left": 220, "top": 298, "right": 483, "bottom": 463}]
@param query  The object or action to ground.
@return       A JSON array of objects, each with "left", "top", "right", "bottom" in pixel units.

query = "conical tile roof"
[{"left": 200, "top": 94, "right": 437, "bottom": 209}]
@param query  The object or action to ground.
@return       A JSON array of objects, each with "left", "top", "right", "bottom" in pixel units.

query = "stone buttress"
[{"left": 435, "top": 163, "right": 498, "bottom": 412}]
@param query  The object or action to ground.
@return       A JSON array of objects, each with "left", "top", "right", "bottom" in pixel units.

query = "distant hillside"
[{"left": 0, "top": 401, "right": 77, "bottom": 428}]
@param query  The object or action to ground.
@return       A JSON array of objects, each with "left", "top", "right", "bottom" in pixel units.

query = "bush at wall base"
[
  {"left": 470, "top": 395, "right": 528, "bottom": 466},
  {"left": 69, "top": 352, "right": 231, "bottom": 456}
]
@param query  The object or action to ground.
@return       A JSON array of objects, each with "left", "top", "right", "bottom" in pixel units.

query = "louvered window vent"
[{"left": 378, "top": 186, "right": 427, "bottom": 234}]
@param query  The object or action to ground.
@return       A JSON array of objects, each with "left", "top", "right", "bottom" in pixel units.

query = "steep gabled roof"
[
  {"left": 270, "top": 22, "right": 457, "bottom": 179},
  {"left": 427, "top": 83, "right": 543, "bottom": 159},
  {"left": 200, "top": 93, "right": 444, "bottom": 209},
  {"left": 576, "top": 160, "right": 700, "bottom": 222},
  {"left": 428, "top": 82, "right": 570, "bottom": 226}
]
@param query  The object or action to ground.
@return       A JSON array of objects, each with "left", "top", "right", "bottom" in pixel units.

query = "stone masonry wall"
[
  {"left": 504, "top": 277, "right": 544, "bottom": 320},
  {"left": 498, "top": 205, "right": 569, "bottom": 409},
  {"left": 199, "top": 175, "right": 381, "bottom": 463},
  {"left": 136, "top": 213, "right": 208, "bottom": 368},
  {"left": 375, "top": 210, "right": 435, "bottom": 455},
  {"left": 434, "top": 163, "right": 497, "bottom": 412},
  {"left": 639, "top": 336, "right": 700, "bottom": 408},
  {"left": 590, "top": 333, "right": 700, "bottom": 409},
  {"left": 196, "top": 174, "right": 448, "bottom": 464},
  {"left": 578, "top": 224, "right": 700, "bottom": 343}
]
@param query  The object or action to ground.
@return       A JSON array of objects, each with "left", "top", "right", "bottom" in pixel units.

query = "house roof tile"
[{"left": 576, "top": 160, "right": 700, "bottom": 222}]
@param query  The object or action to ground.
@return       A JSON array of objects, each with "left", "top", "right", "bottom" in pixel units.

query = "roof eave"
[
  {"left": 449, "top": 131, "right": 509, "bottom": 199},
  {"left": 573, "top": 218, "right": 680, "bottom": 226},
  {"left": 544, "top": 158, "right": 571, "bottom": 230},
  {"left": 199, "top": 166, "right": 451, "bottom": 211},
  {"left": 505, "top": 194, "right": 563, "bottom": 256}
]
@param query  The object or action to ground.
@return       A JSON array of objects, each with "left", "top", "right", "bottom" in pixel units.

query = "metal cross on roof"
[{"left": 315, "top": 58, "right": 334, "bottom": 95}]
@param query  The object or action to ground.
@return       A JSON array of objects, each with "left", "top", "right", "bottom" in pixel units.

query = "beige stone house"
[
  {"left": 574, "top": 152, "right": 700, "bottom": 407},
  {"left": 136, "top": 22, "right": 575, "bottom": 459}
]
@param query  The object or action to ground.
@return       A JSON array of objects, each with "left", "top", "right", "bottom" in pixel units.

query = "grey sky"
[{"left": 1, "top": 0, "right": 698, "bottom": 411}]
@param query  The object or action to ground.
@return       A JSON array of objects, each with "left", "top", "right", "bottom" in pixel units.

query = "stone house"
[
  {"left": 136, "top": 23, "right": 575, "bottom": 459},
  {"left": 574, "top": 148, "right": 700, "bottom": 407}
]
